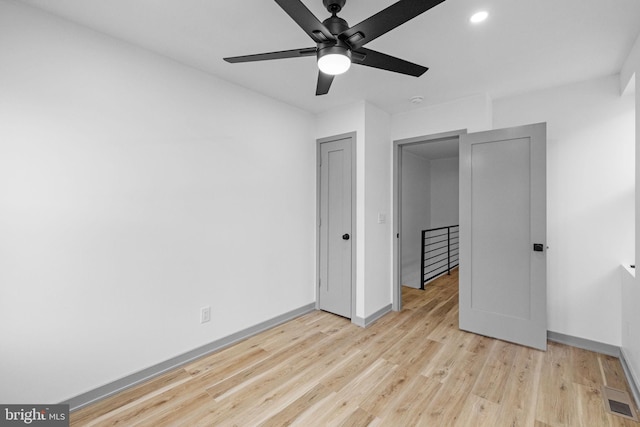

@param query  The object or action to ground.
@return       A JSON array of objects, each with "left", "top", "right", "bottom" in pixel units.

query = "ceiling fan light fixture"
[{"left": 317, "top": 46, "right": 352, "bottom": 75}]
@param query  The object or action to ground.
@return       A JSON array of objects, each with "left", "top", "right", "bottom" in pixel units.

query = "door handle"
[{"left": 342, "top": 234, "right": 350, "bottom": 240}]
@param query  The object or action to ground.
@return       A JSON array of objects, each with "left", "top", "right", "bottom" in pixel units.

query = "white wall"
[
  {"left": 494, "top": 75, "right": 635, "bottom": 346},
  {"left": 0, "top": 0, "right": 316, "bottom": 404},
  {"left": 363, "top": 103, "right": 392, "bottom": 316},
  {"left": 400, "top": 152, "right": 431, "bottom": 288},
  {"left": 391, "top": 93, "right": 493, "bottom": 141},
  {"left": 430, "top": 157, "right": 460, "bottom": 229}
]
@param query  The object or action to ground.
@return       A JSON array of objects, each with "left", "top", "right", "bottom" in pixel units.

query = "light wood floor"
[{"left": 71, "top": 269, "right": 639, "bottom": 426}]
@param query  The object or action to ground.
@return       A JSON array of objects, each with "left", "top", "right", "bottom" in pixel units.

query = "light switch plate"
[{"left": 200, "top": 306, "right": 211, "bottom": 324}]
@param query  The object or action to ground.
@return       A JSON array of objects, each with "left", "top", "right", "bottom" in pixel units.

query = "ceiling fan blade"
[
  {"left": 353, "top": 48, "right": 427, "bottom": 77},
  {"left": 224, "top": 47, "right": 316, "bottom": 63},
  {"left": 316, "top": 71, "right": 334, "bottom": 95},
  {"left": 340, "top": 0, "right": 446, "bottom": 50},
  {"left": 274, "top": 0, "right": 336, "bottom": 43}
]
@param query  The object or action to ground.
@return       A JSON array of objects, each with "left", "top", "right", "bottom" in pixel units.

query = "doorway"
[
  {"left": 393, "top": 130, "right": 466, "bottom": 311},
  {"left": 400, "top": 136, "right": 461, "bottom": 290}
]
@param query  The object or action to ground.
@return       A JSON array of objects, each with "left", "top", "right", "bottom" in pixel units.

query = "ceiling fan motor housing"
[
  {"left": 322, "top": 15, "right": 349, "bottom": 36},
  {"left": 318, "top": 41, "right": 352, "bottom": 58}
]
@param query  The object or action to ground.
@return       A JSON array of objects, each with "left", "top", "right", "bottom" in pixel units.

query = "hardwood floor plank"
[
  {"left": 453, "top": 394, "right": 501, "bottom": 427},
  {"left": 472, "top": 339, "right": 518, "bottom": 404},
  {"left": 336, "top": 407, "right": 377, "bottom": 427},
  {"left": 185, "top": 346, "right": 270, "bottom": 384},
  {"left": 204, "top": 331, "right": 328, "bottom": 399},
  {"left": 400, "top": 287, "right": 423, "bottom": 310},
  {"left": 535, "top": 341, "right": 579, "bottom": 426},
  {"left": 69, "top": 368, "right": 192, "bottom": 426},
  {"left": 466, "top": 334, "right": 494, "bottom": 355},
  {"left": 221, "top": 347, "right": 364, "bottom": 426},
  {"left": 294, "top": 359, "right": 397, "bottom": 426},
  {"left": 376, "top": 374, "right": 442, "bottom": 426},
  {"left": 420, "top": 330, "right": 481, "bottom": 382},
  {"left": 257, "top": 383, "right": 333, "bottom": 427},
  {"left": 361, "top": 340, "right": 443, "bottom": 417},
  {"left": 496, "top": 344, "right": 544, "bottom": 427},
  {"left": 425, "top": 304, "right": 459, "bottom": 344},
  {"left": 380, "top": 325, "right": 438, "bottom": 366},
  {"left": 602, "top": 354, "right": 635, "bottom": 394},
  {"left": 82, "top": 378, "right": 213, "bottom": 427},
  {"left": 570, "top": 346, "right": 604, "bottom": 388},
  {"left": 184, "top": 337, "right": 265, "bottom": 376},
  {"left": 133, "top": 391, "right": 214, "bottom": 427},
  {"left": 251, "top": 317, "right": 330, "bottom": 353},
  {"left": 320, "top": 348, "right": 393, "bottom": 393},
  {"left": 421, "top": 347, "right": 490, "bottom": 425}
]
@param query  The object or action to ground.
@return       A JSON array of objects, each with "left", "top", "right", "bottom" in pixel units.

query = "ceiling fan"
[{"left": 224, "top": 0, "right": 446, "bottom": 95}]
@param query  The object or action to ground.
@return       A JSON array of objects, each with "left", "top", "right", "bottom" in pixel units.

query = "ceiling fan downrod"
[{"left": 323, "top": 0, "right": 346, "bottom": 15}]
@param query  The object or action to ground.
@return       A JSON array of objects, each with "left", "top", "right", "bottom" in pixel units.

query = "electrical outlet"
[{"left": 200, "top": 306, "right": 211, "bottom": 324}]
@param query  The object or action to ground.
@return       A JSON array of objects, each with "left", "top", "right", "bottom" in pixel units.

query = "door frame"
[
  {"left": 392, "top": 129, "right": 467, "bottom": 311},
  {"left": 316, "top": 132, "right": 357, "bottom": 319}
]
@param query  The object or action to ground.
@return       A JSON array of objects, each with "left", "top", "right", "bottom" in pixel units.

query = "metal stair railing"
[{"left": 420, "top": 225, "right": 459, "bottom": 289}]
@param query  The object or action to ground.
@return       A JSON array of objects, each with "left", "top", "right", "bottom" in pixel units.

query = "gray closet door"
[{"left": 319, "top": 137, "right": 353, "bottom": 318}]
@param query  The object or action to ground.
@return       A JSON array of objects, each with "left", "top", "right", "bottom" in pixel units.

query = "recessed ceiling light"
[
  {"left": 470, "top": 11, "right": 489, "bottom": 24},
  {"left": 410, "top": 96, "right": 424, "bottom": 105}
]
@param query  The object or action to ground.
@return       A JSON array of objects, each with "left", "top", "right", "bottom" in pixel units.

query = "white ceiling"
[{"left": 18, "top": 0, "right": 640, "bottom": 115}]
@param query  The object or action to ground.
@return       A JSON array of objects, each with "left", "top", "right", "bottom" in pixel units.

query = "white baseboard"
[
  {"left": 352, "top": 304, "right": 392, "bottom": 328},
  {"left": 547, "top": 330, "right": 620, "bottom": 357},
  {"left": 620, "top": 348, "right": 640, "bottom": 410}
]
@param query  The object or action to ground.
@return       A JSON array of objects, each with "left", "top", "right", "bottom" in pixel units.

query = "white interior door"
[
  {"left": 459, "top": 123, "right": 547, "bottom": 350},
  {"left": 318, "top": 137, "right": 353, "bottom": 318}
]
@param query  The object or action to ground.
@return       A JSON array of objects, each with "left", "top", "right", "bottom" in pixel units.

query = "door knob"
[{"left": 342, "top": 234, "right": 350, "bottom": 240}]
